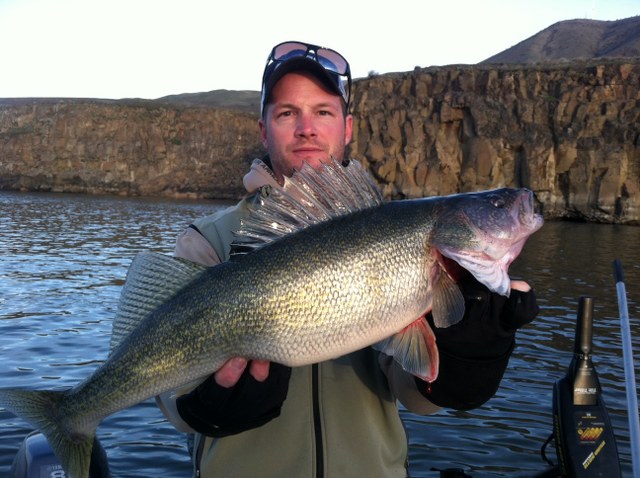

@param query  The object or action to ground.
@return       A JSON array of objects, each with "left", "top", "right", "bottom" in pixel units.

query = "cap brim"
[{"left": 262, "top": 58, "right": 344, "bottom": 109}]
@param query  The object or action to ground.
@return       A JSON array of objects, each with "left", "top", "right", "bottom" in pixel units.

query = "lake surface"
[{"left": 1, "top": 190, "right": 639, "bottom": 477}]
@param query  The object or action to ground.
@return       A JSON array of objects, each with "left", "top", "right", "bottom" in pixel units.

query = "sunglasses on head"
[{"left": 261, "top": 41, "right": 352, "bottom": 111}]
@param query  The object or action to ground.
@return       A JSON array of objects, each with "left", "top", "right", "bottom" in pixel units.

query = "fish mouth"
[
  {"left": 478, "top": 190, "right": 543, "bottom": 277},
  {"left": 517, "top": 189, "right": 544, "bottom": 233},
  {"left": 490, "top": 189, "right": 544, "bottom": 253}
]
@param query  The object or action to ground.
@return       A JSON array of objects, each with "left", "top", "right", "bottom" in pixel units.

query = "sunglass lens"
[
  {"left": 273, "top": 42, "right": 308, "bottom": 61},
  {"left": 317, "top": 48, "right": 348, "bottom": 75},
  {"left": 272, "top": 42, "right": 349, "bottom": 77}
]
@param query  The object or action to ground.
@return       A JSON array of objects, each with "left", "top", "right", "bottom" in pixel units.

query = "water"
[{"left": 1, "top": 190, "right": 639, "bottom": 477}]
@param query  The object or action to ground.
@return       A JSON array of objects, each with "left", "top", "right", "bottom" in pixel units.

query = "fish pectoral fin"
[
  {"left": 110, "top": 251, "right": 207, "bottom": 353},
  {"left": 431, "top": 269, "right": 465, "bottom": 328},
  {"left": 373, "top": 318, "right": 439, "bottom": 382}
]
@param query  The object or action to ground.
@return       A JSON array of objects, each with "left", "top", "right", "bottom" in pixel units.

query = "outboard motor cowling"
[{"left": 10, "top": 431, "right": 109, "bottom": 478}]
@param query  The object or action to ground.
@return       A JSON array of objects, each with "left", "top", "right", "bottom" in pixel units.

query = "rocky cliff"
[
  {"left": 1, "top": 60, "right": 639, "bottom": 224},
  {"left": 0, "top": 99, "right": 262, "bottom": 199},
  {"left": 348, "top": 60, "right": 640, "bottom": 224}
]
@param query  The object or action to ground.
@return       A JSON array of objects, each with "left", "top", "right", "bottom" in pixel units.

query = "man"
[{"left": 156, "top": 41, "right": 538, "bottom": 477}]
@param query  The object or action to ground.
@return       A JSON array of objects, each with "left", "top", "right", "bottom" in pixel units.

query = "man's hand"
[
  {"left": 417, "top": 275, "right": 538, "bottom": 410},
  {"left": 510, "top": 280, "right": 531, "bottom": 292},
  {"left": 214, "top": 358, "right": 271, "bottom": 387},
  {"left": 176, "top": 358, "right": 290, "bottom": 436}
]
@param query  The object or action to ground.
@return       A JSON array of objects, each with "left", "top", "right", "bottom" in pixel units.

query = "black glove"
[
  {"left": 417, "top": 276, "right": 538, "bottom": 410},
  {"left": 176, "top": 362, "right": 292, "bottom": 437}
]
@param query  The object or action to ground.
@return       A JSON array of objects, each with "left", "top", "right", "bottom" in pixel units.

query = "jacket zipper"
[
  {"left": 194, "top": 433, "right": 205, "bottom": 477},
  {"left": 312, "top": 363, "right": 324, "bottom": 478}
]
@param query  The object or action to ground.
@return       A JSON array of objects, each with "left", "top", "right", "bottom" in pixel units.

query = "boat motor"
[{"left": 9, "top": 431, "right": 109, "bottom": 478}]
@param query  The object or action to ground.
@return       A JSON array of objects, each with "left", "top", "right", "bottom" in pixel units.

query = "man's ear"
[
  {"left": 345, "top": 114, "right": 353, "bottom": 145},
  {"left": 259, "top": 118, "right": 268, "bottom": 148}
]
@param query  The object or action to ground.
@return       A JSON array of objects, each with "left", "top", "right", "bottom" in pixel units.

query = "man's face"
[{"left": 259, "top": 71, "right": 353, "bottom": 183}]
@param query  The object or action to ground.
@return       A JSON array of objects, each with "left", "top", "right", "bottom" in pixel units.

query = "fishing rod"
[{"left": 613, "top": 259, "right": 640, "bottom": 478}]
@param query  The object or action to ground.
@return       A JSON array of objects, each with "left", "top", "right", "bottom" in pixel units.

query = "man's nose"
[{"left": 295, "top": 113, "right": 316, "bottom": 137}]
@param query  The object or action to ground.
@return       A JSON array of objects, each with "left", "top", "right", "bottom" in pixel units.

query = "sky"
[{"left": 0, "top": 0, "right": 638, "bottom": 100}]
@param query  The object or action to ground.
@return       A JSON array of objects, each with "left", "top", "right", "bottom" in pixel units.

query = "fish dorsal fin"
[
  {"left": 110, "top": 251, "right": 207, "bottom": 353},
  {"left": 373, "top": 317, "right": 439, "bottom": 382},
  {"left": 231, "top": 158, "right": 383, "bottom": 257},
  {"left": 431, "top": 267, "right": 465, "bottom": 328}
]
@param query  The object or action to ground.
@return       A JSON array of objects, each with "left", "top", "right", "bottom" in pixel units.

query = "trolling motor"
[{"left": 542, "top": 296, "right": 622, "bottom": 477}]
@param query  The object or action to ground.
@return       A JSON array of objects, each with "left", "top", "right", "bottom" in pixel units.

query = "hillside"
[
  {"left": 155, "top": 89, "right": 260, "bottom": 114},
  {"left": 139, "top": 17, "right": 640, "bottom": 111},
  {"left": 483, "top": 16, "right": 640, "bottom": 64}
]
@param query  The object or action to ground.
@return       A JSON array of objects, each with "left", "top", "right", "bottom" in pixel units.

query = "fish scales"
[
  {"left": 217, "top": 200, "right": 439, "bottom": 364},
  {"left": 54, "top": 200, "right": 438, "bottom": 433}
]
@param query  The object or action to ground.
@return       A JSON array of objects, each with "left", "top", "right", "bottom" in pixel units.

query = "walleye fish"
[{"left": 0, "top": 159, "right": 543, "bottom": 478}]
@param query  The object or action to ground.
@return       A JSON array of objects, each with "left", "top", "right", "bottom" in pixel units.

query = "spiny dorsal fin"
[
  {"left": 110, "top": 252, "right": 207, "bottom": 353},
  {"left": 231, "top": 158, "right": 382, "bottom": 257}
]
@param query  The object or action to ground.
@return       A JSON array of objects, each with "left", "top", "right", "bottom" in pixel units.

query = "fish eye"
[{"left": 491, "top": 197, "right": 506, "bottom": 208}]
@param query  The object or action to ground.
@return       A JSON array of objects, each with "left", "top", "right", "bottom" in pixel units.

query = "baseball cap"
[{"left": 260, "top": 41, "right": 351, "bottom": 116}]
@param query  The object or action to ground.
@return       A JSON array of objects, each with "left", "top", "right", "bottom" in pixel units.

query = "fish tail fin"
[{"left": 0, "top": 388, "right": 94, "bottom": 478}]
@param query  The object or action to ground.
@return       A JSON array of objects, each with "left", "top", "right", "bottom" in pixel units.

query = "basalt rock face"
[
  {"left": 1, "top": 61, "right": 639, "bottom": 224},
  {"left": 347, "top": 61, "right": 640, "bottom": 224},
  {"left": 0, "top": 99, "right": 263, "bottom": 199}
]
